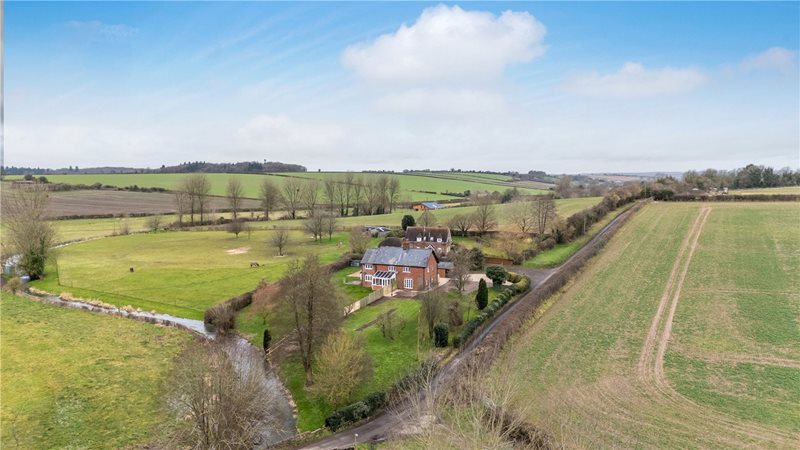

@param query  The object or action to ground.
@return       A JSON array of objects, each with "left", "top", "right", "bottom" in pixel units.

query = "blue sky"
[{"left": 6, "top": 1, "right": 799, "bottom": 172}]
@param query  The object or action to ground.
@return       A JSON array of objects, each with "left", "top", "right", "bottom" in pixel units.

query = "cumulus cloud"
[
  {"left": 237, "top": 115, "right": 346, "bottom": 153},
  {"left": 66, "top": 20, "right": 139, "bottom": 38},
  {"left": 740, "top": 47, "right": 798, "bottom": 72},
  {"left": 342, "top": 5, "right": 546, "bottom": 85},
  {"left": 563, "top": 62, "right": 706, "bottom": 98}
]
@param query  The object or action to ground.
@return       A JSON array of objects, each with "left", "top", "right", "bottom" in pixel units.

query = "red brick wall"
[{"left": 360, "top": 260, "right": 438, "bottom": 291}]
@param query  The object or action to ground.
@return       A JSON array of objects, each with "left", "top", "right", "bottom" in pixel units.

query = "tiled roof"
[
  {"left": 405, "top": 226, "right": 451, "bottom": 243},
  {"left": 362, "top": 247, "right": 436, "bottom": 268}
]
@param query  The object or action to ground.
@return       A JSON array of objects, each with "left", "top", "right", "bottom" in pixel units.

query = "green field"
[
  {"left": 728, "top": 186, "right": 800, "bottom": 195},
  {"left": 0, "top": 294, "right": 190, "bottom": 448},
  {"left": 490, "top": 202, "right": 800, "bottom": 448},
  {"left": 31, "top": 230, "right": 355, "bottom": 320},
  {"left": 8, "top": 172, "right": 548, "bottom": 202}
]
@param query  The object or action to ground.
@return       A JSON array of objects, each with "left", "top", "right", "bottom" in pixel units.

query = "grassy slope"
[
  {"left": 490, "top": 202, "right": 800, "bottom": 447},
  {"left": 728, "top": 186, "right": 800, "bottom": 195},
  {"left": 0, "top": 294, "right": 190, "bottom": 448},
  {"left": 31, "top": 230, "right": 351, "bottom": 320},
  {"left": 10, "top": 172, "right": 547, "bottom": 202}
]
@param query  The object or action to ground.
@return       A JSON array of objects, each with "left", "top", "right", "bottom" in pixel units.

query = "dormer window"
[
  {"left": 417, "top": 237, "right": 422, "bottom": 242},
  {"left": 437, "top": 238, "right": 442, "bottom": 243}
]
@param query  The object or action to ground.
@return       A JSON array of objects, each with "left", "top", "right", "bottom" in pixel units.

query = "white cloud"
[
  {"left": 740, "top": 47, "right": 798, "bottom": 72},
  {"left": 342, "top": 5, "right": 546, "bottom": 85},
  {"left": 563, "top": 62, "right": 706, "bottom": 98},
  {"left": 66, "top": 20, "right": 138, "bottom": 38},
  {"left": 237, "top": 115, "right": 346, "bottom": 154}
]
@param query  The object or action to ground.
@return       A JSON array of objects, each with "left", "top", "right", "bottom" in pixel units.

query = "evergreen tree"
[{"left": 476, "top": 278, "right": 488, "bottom": 310}]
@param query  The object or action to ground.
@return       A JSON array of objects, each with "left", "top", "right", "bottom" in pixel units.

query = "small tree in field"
[
  {"left": 271, "top": 228, "right": 290, "bottom": 256},
  {"left": 147, "top": 214, "right": 163, "bottom": 232},
  {"left": 486, "top": 265, "right": 508, "bottom": 289},
  {"left": 418, "top": 210, "right": 436, "bottom": 227},
  {"left": 348, "top": 227, "right": 370, "bottom": 254},
  {"left": 227, "top": 220, "right": 244, "bottom": 238},
  {"left": 312, "top": 331, "right": 373, "bottom": 407},
  {"left": 419, "top": 291, "right": 446, "bottom": 339},
  {"left": 433, "top": 323, "right": 449, "bottom": 347},
  {"left": 401, "top": 214, "right": 416, "bottom": 230},
  {"left": 476, "top": 279, "right": 488, "bottom": 310}
]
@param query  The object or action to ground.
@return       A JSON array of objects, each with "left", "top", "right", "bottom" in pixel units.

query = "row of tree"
[{"left": 683, "top": 164, "right": 799, "bottom": 190}]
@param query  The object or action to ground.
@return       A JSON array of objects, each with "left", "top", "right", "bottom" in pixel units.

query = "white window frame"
[
  {"left": 363, "top": 264, "right": 373, "bottom": 270},
  {"left": 404, "top": 278, "right": 413, "bottom": 289},
  {"left": 364, "top": 274, "right": 372, "bottom": 283},
  {"left": 416, "top": 236, "right": 422, "bottom": 242},
  {"left": 388, "top": 265, "right": 396, "bottom": 272},
  {"left": 403, "top": 266, "right": 410, "bottom": 273},
  {"left": 437, "top": 238, "right": 442, "bottom": 243}
]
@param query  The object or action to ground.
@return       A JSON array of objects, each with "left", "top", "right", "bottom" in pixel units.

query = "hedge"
[{"left": 453, "top": 272, "right": 530, "bottom": 347}]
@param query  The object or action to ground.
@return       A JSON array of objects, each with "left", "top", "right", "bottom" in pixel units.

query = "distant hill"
[{"left": 1, "top": 160, "right": 306, "bottom": 176}]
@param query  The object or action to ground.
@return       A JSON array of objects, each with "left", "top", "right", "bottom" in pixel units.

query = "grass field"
[
  {"left": 0, "top": 294, "right": 190, "bottom": 448},
  {"left": 728, "top": 186, "right": 800, "bottom": 195},
  {"left": 6, "top": 172, "right": 548, "bottom": 202},
  {"left": 30, "top": 230, "right": 356, "bottom": 320},
  {"left": 490, "top": 202, "right": 800, "bottom": 448}
]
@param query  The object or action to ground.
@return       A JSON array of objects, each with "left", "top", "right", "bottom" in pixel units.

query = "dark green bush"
[
  {"left": 486, "top": 265, "right": 508, "bottom": 288},
  {"left": 433, "top": 323, "right": 449, "bottom": 347},
  {"left": 476, "top": 278, "right": 488, "bottom": 310}
]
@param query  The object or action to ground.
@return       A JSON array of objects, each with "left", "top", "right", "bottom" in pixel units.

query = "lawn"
[
  {"left": 728, "top": 186, "right": 800, "bottom": 195},
  {"left": 31, "top": 230, "right": 352, "bottom": 320},
  {"left": 489, "top": 202, "right": 800, "bottom": 447},
  {"left": 0, "top": 294, "right": 191, "bottom": 449}
]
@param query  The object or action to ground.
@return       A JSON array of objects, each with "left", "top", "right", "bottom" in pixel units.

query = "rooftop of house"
[
  {"left": 362, "top": 247, "right": 438, "bottom": 268},
  {"left": 405, "top": 226, "right": 452, "bottom": 243},
  {"left": 418, "top": 202, "right": 443, "bottom": 209}
]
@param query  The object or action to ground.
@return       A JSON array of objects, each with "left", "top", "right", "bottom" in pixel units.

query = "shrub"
[
  {"left": 486, "top": 265, "right": 508, "bottom": 288},
  {"left": 401, "top": 214, "right": 416, "bottom": 230},
  {"left": 468, "top": 248, "right": 485, "bottom": 270},
  {"left": 433, "top": 323, "right": 449, "bottom": 347},
  {"left": 476, "top": 279, "right": 488, "bottom": 310},
  {"left": 363, "top": 391, "right": 387, "bottom": 411},
  {"left": 203, "top": 303, "right": 235, "bottom": 333},
  {"left": 2, "top": 276, "right": 22, "bottom": 293},
  {"left": 448, "top": 300, "right": 463, "bottom": 327}
]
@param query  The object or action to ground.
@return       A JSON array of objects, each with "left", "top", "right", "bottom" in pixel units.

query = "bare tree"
[
  {"left": 227, "top": 220, "right": 244, "bottom": 238},
  {"left": 533, "top": 196, "right": 557, "bottom": 235},
  {"left": 226, "top": 177, "right": 245, "bottom": 220},
  {"left": 323, "top": 176, "right": 338, "bottom": 214},
  {"left": 472, "top": 199, "right": 497, "bottom": 236},
  {"left": 348, "top": 227, "right": 370, "bottom": 254},
  {"left": 419, "top": 291, "right": 446, "bottom": 340},
  {"left": 271, "top": 228, "right": 290, "bottom": 256},
  {"left": 301, "top": 180, "right": 321, "bottom": 214},
  {"left": 449, "top": 248, "right": 472, "bottom": 294},
  {"left": 556, "top": 175, "right": 572, "bottom": 198},
  {"left": 418, "top": 210, "right": 437, "bottom": 227},
  {"left": 351, "top": 175, "right": 364, "bottom": 216},
  {"left": 337, "top": 172, "right": 354, "bottom": 216},
  {"left": 387, "top": 177, "right": 401, "bottom": 213},
  {"left": 187, "top": 174, "right": 212, "bottom": 223},
  {"left": 375, "top": 175, "right": 390, "bottom": 214},
  {"left": 161, "top": 339, "right": 279, "bottom": 449},
  {"left": 324, "top": 212, "right": 337, "bottom": 240},
  {"left": 4, "top": 183, "right": 56, "bottom": 279},
  {"left": 447, "top": 213, "right": 473, "bottom": 237},
  {"left": 304, "top": 209, "right": 325, "bottom": 241},
  {"left": 174, "top": 190, "right": 190, "bottom": 226},
  {"left": 282, "top": 178, "right": 303, "bottom": 219},
  {"left": 311, "top": 331, "right": 373, "bottom": 407},
  {"left": 275, "top": 256, "right": 342, "bottom": 383},
  {"left": 259, "top": 178, "right": 282, "bottom": 221},
  {"left": 508, "top": 200, "right": 535, "bottom": 234}
]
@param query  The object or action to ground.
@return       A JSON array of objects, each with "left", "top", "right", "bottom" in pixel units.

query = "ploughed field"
[
  {"left": 0, "top": 294, "right": 190, "bottom": 448},
  {"left": 8, "top": 171, "right": 550, "bottom": 202},
  {"left": 490, "top": 202, "right": 800, "bottom": 448}
]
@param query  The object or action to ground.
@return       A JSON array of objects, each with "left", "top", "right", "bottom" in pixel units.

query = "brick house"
[
  {"left": 404, "top": 226, "right": 452, "bottom": 256},
  {"left": 360, "top": 247, "right": 439, "bottom": 291}
]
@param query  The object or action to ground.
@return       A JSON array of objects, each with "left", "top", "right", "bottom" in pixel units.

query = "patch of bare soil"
[{"left": 226, "top": 246, "right": 251, "bottom": 255}]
